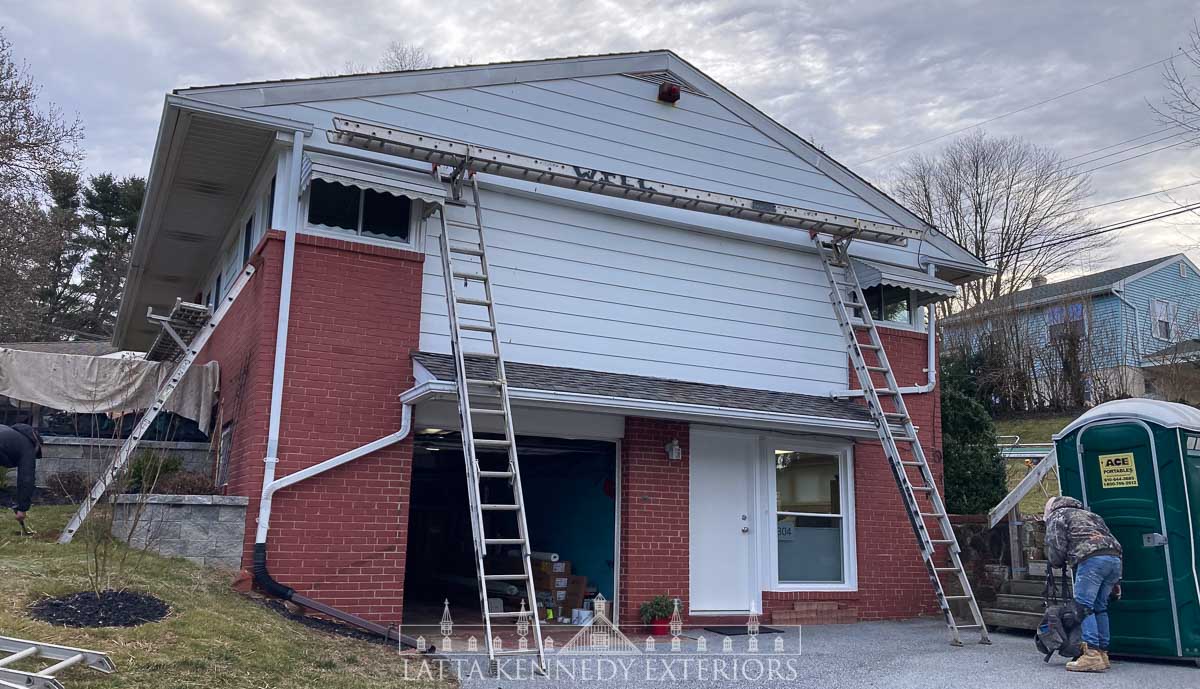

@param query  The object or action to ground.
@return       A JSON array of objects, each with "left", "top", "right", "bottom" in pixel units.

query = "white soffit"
[{"left": 303, "top": 151, "right": 445, "bottom": 204}]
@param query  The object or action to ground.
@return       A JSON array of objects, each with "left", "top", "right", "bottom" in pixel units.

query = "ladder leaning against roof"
[
  {"left": 327, "top": 119, "right": 988, "bottom": 645},
  {"left": 58, "top": 265, "right": 256, "bottom": 545}
]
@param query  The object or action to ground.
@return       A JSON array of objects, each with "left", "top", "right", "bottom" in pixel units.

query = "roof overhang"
[{"left": 114, "top": 96, "right": 313, "bottom": 350}]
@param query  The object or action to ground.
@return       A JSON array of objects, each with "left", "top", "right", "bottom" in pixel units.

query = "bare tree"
[
  {"left": 335, "top": 41, "right": 435, "bottom": 75},
  {"left": 1151, "top": 21, "right": 1200, "bottom": 143},
  {"left": 0, "top": 30, "right": 82, "bottom": 197},
  {"left": 891, "top": 131, "right": 1102, "bottom": 314}
]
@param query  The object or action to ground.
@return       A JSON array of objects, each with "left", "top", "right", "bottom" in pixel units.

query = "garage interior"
[{"left": 402, "top": 432, "right": 618, "bottom": 634}]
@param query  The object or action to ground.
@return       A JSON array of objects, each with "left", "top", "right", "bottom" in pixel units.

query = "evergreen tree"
[
  {"left": 941, "top": 386, "right": 1008, "bottom": 515},
  {"left": 77, "top": 173, "right": 145, "bottom": 337}
]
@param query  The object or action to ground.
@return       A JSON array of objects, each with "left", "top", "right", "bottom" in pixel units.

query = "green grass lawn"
[
  {"left": 0, "top": 505, "right": 451, "bottom": 689},
  {"left": 1004, "top": 458, "right": 1060, "bottom": 516},
  {"left": 992, "top": 414, "right": 1077, "bottom": 445}
]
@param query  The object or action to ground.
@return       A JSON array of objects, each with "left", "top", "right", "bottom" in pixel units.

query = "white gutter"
[
  {"left": 831, "top": 263, "right": 939, "bottom": 398},
  {"left": 402, "top": 379, "right": 897, "bottom": 439},
  {"left": 257, "top": 130, "right": 306, "bottom": 542}
]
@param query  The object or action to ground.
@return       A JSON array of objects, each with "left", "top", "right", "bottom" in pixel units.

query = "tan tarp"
[{"left": 0, "top": 348, "right": 218, "bottom": 431}]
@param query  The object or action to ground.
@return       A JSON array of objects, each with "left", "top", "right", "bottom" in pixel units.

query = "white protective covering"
[
  {"left": 1055, "top": 398, "right": 1200, "bottom": 438},
  {"left": 0, "top": 347, "right": 218, "bottom": 431}
]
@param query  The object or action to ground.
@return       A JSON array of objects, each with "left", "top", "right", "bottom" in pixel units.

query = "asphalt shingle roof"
[
  {"left": 0, "top": 341, "right": 119, "bottom": 357},
  {"left": 412, "top": 352, "right": 870, "bottom": 422},
  {"left": 948, "top": 254, "right": 1182, "bottom": 320}
]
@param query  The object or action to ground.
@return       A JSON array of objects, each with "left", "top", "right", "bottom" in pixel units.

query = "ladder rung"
[
  {"left": 453, "top": 271, "right": 488, "bottom": 281},
  {"left": 491, "top": 649, "right": 543, "bottom": 655},
  {"left": 844, "top": 301, "right": 866, "bottom": 309},
  {"left": 478, "top": 471, "right": 514, "bottom": 479},
  {"left": 480, "top": 504, "right": 521, "bottom": 511},
  {"left": 449, "top": 246, "right": 485, "bottom": 256},
  {"left": 893, "top": 435, "right": 916, "bottom": 442},
  {"left": 943, "top": 595, "right": 971, "bottom": 600},
  {"left": 40, "top": 653, "right": 85, "bottom": 676},
  {"left": 487, "top": 611, "right": 533, "bottom": 619},
  {"left": 920, "top": 513, "right": 947, "bottom": 518},
  {"left": 929, "top": 539, "right": 954, "bottom": 544},
  {"left": 883, "top": 411, "right": 908, "bottom": 419},
  {"left": 934, "top": 567, "right": 961, "bottom": 572},
  {"left": 851, "top": 322, "right": 871, "bottom": 330},
  {"left": 0, "top": 647, "right": 36, "bottom": 667},
  {"left": 900, "top": 461, "right": 922, "bottom": 466},
  {"left": 460, "top": 323, "right": 495, "bottom": 333},
  {"left": 485, "top": 538, "right": 526, "bottom": 545},
  {"left": 471, "top": 408, "right": 506, "bottom": 416},
  {"left": 858, "top": 344, "right": 881, "bottom": 351},
  {"left": 483, "top": 574, "right": 527, "bottom": 581},
  {"left": 866, "top": 366, "right": 888, "bottom": 373},
  {"left": 466, "top": 378, "right": 503, "bottom": 387},
  {"left": 911, "top": 486, "right": 933, "bottom": 492},
  {"left": 954, "top": 624, "right": 983, "bottom": 629},
  {"left": 456, "top": 296, "right": 492, "bottom": 306},
  {"left": 473, "top": 438, "right": 512, "bottom": 448}
]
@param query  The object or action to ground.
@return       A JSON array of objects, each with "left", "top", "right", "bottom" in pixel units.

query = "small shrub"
[
  {"left": 639, "top": 595, "right": 674, "bottom": 624},
  {"left": 125, "top": 452, "right": 184, "bottom": 493},
  {"left": 152, "top": 471, "right": 217, "bottom": 496},
  {"left": 48, "top": 471, "right": 91, "bottom": 502}
]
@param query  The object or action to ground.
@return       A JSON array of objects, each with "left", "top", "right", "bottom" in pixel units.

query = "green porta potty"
[{"left": 1054, "top": 399, "right": 1200, "bottom": 660}]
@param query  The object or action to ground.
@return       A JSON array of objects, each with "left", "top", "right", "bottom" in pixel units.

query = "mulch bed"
[
  {"left": 258, "top": 598, "right": 391, "bottom": 646},
  {"left": 29, "top": 590, "right": 170, "bottom": 628}
]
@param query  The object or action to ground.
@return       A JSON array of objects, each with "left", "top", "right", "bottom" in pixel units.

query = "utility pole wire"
[
  {"left": 983, "top": 201, "right": 1200, "bottom": 262},
  {"left": 859, "top": 48, "right": 1188, "bottom": 164}
]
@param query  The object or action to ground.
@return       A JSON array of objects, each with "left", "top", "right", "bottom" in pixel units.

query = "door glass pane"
[
  {"left": 776, "top": 451, "right": 843, "bottom": 583},
  {"left": 777, "top": 514, "right": 843, "bottom": 582},
  {"left": 776, "top": 451, "right": 839, "bottom": 514}
]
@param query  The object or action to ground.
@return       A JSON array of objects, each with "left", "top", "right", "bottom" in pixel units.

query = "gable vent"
[{"left": 623, "top": 71, "right": 704, "bottom": 96}]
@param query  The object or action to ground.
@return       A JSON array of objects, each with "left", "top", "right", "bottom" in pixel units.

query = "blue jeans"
[{"left": 1074, "top": 555, "right": 1122, "bottom": 650}]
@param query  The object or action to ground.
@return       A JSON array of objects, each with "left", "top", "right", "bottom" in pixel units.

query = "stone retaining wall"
[
  {"left": 38, "top": 437, "right": 213, "bottom": 485},
  {"left": 111, "top": 494, "right": 248, "bottom": 570}
]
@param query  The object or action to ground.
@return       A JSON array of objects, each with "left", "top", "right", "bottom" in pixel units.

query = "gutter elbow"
[{"left": 253, "top": 543, "right": 294, "bottom": 601}]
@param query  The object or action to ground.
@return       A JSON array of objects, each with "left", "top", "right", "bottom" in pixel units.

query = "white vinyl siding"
[{"left": 420, "top": 187, "right": 847, "bottom": 394}]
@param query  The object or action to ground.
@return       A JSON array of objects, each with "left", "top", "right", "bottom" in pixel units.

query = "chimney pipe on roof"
[{"left": 1031, "top": 275, "right": 1048, "bottom": 288}]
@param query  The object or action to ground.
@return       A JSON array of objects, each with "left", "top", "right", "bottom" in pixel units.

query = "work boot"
[
  {"left": 1066, "top": 644, "right": 1106, "bottom": 673},
  {"left": 1099, "top": 650, "right": 1111, "bottom": 669}
]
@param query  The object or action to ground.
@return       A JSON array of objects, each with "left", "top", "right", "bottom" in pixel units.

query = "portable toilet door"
[{"left": 1053, "top": 399, "right": 1200, "bottom": 660}]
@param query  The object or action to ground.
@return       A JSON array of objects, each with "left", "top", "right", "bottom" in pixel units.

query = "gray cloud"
[{"left": 3, "top": 0, "right": 1197, "bottom": 273}]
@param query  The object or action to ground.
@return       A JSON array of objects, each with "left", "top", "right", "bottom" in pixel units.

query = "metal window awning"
[
  {"left": 302, "top": 152, "right": 445, "bottom": 205},
  {"left": 851, "top": 259, "right": 958, "bottom": 302}
]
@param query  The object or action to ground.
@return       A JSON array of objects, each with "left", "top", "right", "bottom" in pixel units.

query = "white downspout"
[
  {"left": 256, "top": 130, "right": 305, "bottom": 543},
  {"left": 832, "top": 263, "right": 939, "bottom": 398}
]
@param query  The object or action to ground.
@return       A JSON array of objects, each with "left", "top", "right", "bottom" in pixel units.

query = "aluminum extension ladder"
[
  {"left": 435, "top": 174, "right": 546, "bottom": 673},
  {"left": 815, "top": 237, "right": 989, "bottom": 645},
  {"left": 0, "top": 635, "right": 115, "bottom": 689},
  {"left": 58, "top": 264, "right": 257, "bottom": 544}
]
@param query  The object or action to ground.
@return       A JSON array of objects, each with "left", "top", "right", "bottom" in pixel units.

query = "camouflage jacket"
[{"left": 1044, "top": 497, "right": 1122, "bottom": 569}]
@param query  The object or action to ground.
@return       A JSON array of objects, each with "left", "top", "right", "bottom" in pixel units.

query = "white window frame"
[
  {"left": 857, "top": 285, "right": 923, "bottom": 332},
  {"left": 1151, "top": 298, "right": 1178, "bottom": 342},
  {"left": 760, "top": 436, "right": 857, "bottom": 592},
  {"left": 301, "top": 181, "right": 425, "bottom": 253}
]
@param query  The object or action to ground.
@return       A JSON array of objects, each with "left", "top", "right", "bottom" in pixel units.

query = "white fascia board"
[
  {"left": 401, "top": 380, "right": 883, "bottom": 439},
  {"left": 166, "top": 95, "right": 314, "bottom": 134},
  {"left": 178, "top": 52, "right": 674, "bottom": 108}
]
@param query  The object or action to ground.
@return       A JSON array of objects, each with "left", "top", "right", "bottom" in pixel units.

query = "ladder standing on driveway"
[
  {"left": 329, "top": 119, "right": 989, "bottom": 646},
  {"left": 815, "top": 237, "right": 990, "bottom": 646},
  {"left": 435, "top": 173, "right": 546, "bottom": 672}
]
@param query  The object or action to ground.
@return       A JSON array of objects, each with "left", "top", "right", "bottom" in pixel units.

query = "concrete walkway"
[{"left": 427, "top": 618, "right": 1197, "bottom": 688}]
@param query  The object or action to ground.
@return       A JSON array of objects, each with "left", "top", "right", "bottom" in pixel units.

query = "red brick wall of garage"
[
  {"left": 618, "top": 326, "right": 943, "bottom": 629},
  {"left": 202, "top": 230, "right": 425, "bottom": 624}
]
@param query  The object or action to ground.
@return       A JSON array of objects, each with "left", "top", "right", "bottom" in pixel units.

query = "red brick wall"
[
  {"left": 618, "top": 417, "right": 690, "bottom": 628},
  {"left": 617, "top": 326, "right": 943, "bottom": 627},
  {"left": 206, "top": 230, "right": 425, "bottom": 624}
]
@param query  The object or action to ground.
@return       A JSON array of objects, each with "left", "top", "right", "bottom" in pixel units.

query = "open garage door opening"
[{"left": 403, "top": 432, "right": 618, "bottom": 635}]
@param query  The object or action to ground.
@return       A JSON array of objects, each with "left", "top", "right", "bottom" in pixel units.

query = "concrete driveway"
[{"left": 428, "top": 618, "right": 1198, "bottom": 688}]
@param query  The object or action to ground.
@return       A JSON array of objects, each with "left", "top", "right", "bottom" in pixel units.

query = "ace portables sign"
[{"left": 1098, "top": 453, "right": 1138, "bottom": 489}]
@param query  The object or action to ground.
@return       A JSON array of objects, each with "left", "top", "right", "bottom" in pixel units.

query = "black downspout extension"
[{"left": 253, "top": 543, "right": 426, "bottom": 651}]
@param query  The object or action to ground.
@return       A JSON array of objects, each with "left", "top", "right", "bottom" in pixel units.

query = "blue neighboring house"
[{"left": 943, "top": 254, "right": 1200, "bottom": 407}]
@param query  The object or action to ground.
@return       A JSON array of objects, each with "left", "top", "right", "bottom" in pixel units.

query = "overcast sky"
[{"left": 3, "top": 0, "right": 1198, "bottom": 277}]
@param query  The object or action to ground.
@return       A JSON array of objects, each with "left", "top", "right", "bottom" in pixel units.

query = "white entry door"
[{"left": 689, "top": 428, "right": 757, "bottom": 613}]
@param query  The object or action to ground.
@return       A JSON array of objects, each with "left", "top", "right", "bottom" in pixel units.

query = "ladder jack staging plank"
[
  {"left": 435, "top": 176, "right": 546, "bottom": 673},
  {"left": 58, "top": 265, "right": 257, "bottom": 544},
  {"left": 0, "top": 635, "right": 116, "bottom": 689},
  {"left": 329, "top": 120, "right": 988, "bottom": 647},
  {"left": 814, "top": 237, "right": 990, "bottom": 646}
]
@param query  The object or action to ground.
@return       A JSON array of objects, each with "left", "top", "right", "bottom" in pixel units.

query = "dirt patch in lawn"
[{"left": 29, "top": 589, "right": 170, "bottom": 627}]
